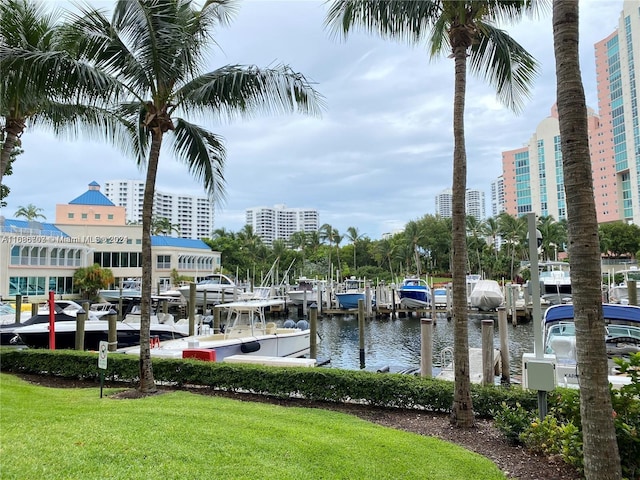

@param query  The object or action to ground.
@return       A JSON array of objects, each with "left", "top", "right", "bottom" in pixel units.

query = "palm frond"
[
  {"left": 174, "top": 64, "right": 325, "bottom": 121},
  {"left": 113, "top": 102, "right": 152, "bottom": 167},
  {"left": 325, "top": 0, "right": 441, "bottom": 45},
  {"left": 169, "top": 118, "right": 226, "bottom": 204},
  {"left": 469, "top": 22, "right": 539, "bottom": 113}
]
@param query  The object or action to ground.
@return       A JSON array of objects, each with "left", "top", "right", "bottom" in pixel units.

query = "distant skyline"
[{"left": 0, "top": 0, "right": 624, "bottom": 240}]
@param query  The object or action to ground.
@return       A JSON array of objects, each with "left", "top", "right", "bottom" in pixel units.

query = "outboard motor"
[
  {"left": 283, "top": 319, "right": 296, "bottom": 328},
  {"left": 296, "top": 320, "right": 309, "bottom": 330}
]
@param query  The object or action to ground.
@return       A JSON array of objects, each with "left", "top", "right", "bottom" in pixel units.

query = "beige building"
[{"left": 0, "top": 182, "right": 221, "bottom": 301}]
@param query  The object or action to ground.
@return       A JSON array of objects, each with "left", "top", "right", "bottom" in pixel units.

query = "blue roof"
[
  {"left": 151, "top": 236, "right": 211, "bottom": 250},
  {"left": 2, "top": 219, "right": 68, "bottom": 237},
  {"left": 69, "top": 186, "right": 115, "bottom": 206}
]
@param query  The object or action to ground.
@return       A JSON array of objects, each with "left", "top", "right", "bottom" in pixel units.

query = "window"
[
  {"left": 81, "top": 213, "right": 88, "bottom": 219},
  {"left": 108, "top": 214, "right": 114, "bottom": 220},
  {"left": 68, "top": 213, "right": 74, "bottom": 219},
  {"left": 94, "top": 213, "right": 101, "bottom": 220},
  {"left": 157, "top": 255, "right": 171, "bottom": 269}
]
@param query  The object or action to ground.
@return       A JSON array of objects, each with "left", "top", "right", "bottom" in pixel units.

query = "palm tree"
[
  {"left": 66, "top": 0, "right": 323, "bottom": 392},
  {"left": 482, "top": 216, "right": 501, "bottom": 259},
  {"left": 404, "top": 220, "right": 426, "bottom": 276},
  {"left": 498, "top": 212, "right": 527, "bottom": 280},
  {"left": 326, "top": 0, "right": 542, "bottom": 427},
  {"left": 552, "top": 1, "right": 621, "bottom": 477},
  {"left": 14, "top": 203, "right": 45, "bottom": 221},
  {"left": 345, "top": 226, "right": 364, "bottom": 270},
  {"left": 0, "top": 0, "right": 119, "bottom": 184},
  {"left": 151, "top": 216, "right": 180, "bottom": 236}
]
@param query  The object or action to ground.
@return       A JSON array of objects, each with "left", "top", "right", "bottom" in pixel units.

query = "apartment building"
[
  {"left": 103, "top": 180, "right": 215, "bottom": 239},
  {"left": 435, "top": 188, "right": 486, "bottom": 220},
  {"left": 500, "top": 1, "right": 639, "bottom": 225},
  {"left": 245, "top": 204, "right": 319, "bottom": 246}
]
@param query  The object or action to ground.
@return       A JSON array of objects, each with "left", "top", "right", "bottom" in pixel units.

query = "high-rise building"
[
  {"left": 245, "top": 204, "right": 318, "bottom": 246},
  {"left": 501, "top": 1, "right": 639, "bottom": 225},
  {"left": 435, "top": 188, "right": 486, "bottom": 219},
  {"left": 103, "top": 180, "right": 215, "bottom": 239},
  {"left": 491, "top": 176, "right": 505, "bottom": 217}
]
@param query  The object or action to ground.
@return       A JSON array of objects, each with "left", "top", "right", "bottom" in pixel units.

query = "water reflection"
[{"left": 306, "top": 312, "right": 534, "bottom": 375}]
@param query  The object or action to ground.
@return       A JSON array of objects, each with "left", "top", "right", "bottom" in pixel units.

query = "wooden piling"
[
  {"left": 15, "top": 294, "right": 22, "bottom": 324},
  {"left": 497, "top": 306, "right": 510, "bottom": 385},
  {"left": 358, "top": 298, "right": 365, "bottom": 368},
  {"left": 188, "top": 282, "right": 196, "bottom": 336},
  {"left": 31, "top": 301, "right": 38, "bottom": 318},
  {"left": 310, "top": 304, "right": 318, "bottom": 359},
  {"left": 629, "top": 280, "right": 638, "bottom": 306},
  {"left": 75, "top": 304, "right": 88, "bottom": 351},
  {"left": 481, "top": 319, "right": 494, "bottom": 386},
  {"left": 420, "top": 318, "right": 433, "bottom": 378},
  {"left": 107, "top": 309, "right": 117, "bottom": 352}
]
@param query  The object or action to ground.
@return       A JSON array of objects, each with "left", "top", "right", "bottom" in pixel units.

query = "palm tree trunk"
[
  {"left": 0, "top": 118, "right": 24, "bottom": 183},
  {"left": 138, "top": 131, "right": 163, "bottom": 393},
  {"left": 450, "top": 41, "right": 473, "bottom": 428},
  {"left": 553, "top": 1, "right": 620, "bottom": 477}
]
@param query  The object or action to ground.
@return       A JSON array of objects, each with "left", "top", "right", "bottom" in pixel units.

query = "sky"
[{"left": 0, "top": 0, "right": 626, "bottom": 240}]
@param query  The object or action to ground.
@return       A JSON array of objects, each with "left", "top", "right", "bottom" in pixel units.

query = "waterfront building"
[
  {"left": 103, "top": 179, "right": 215, "bottom": 240},
  {"left": 0, "top": 182, "right": 222, "bottom": 300},
  {"left": 245, "top": 204, "right": 319, "bottom": 246},
  {"left": 491, "top": 176, "right": 505, "bottom": 217},
  {"left": 501, "top": 1, "right": 639, "bottom": 225}
]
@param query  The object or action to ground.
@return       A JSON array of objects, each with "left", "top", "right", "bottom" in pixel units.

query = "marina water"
[{"left": 299, "top": 312, "right": 534, "bottom": 375}]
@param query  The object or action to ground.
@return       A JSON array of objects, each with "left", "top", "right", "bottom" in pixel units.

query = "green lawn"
[{"left": 0, "top": 373, "right": 505, "bottom": 479}]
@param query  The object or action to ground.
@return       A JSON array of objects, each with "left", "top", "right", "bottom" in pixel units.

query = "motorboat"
[
  {"left": 0, "top": 302, "right": 31, "bottom": 326},
  {"left": 469, "top": 280, "right": 505, "bottom": 311},
  {"left": 608, "top": 268, "right": 640, "bottom": 304},
  {"left": 177, "top": 273, "right": 238, "bottom": 305},
  {"left": 335, "top": 278, "right": 371, "bottom": 310},
  {"left": 538, "top": 261, "right": 572, "bottom": 305},
  {"left": 118, "top": 299, "right": 312, "bottom": 361},
  {"left": 542, "top": 303, "right": 640, "bottom": 388},
  {"left": 287, "top": 277, "right": 325, "bottom": 306},
  {"left": 1, "top": 300, "right": 109, "bottom": 346},
  {"left": 11, "top": 298, "right": 190, "bottom": 350},
  {"left": 99, "top": 279, "right": 142, "bottom": 302},
  {"left": 398, "top": 277, "right": 431, "bottom": 309},
  {"left": 432, "top": 287, "right": 449, "bottom": 307}
]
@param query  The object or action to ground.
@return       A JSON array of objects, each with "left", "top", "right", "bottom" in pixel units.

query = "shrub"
[{"left": 492, "top": 402, "right": 535, "bottom": 444}]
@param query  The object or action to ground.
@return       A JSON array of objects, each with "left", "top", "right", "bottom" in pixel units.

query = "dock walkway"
[{"left": 435, "top": 348, "right": 501, "bottom": 383}]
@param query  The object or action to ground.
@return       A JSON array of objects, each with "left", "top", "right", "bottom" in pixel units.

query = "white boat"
[
  {"left": 0, "top": 302, "right": 31, "bottom": 326},
  {"left": 608, "top": 267, "right": 640, "bottom": 304},
  {"left": 397, "top": 277, "right": 431, "bottom": 309},
  {"left": 469, "top": 280, "right": 505, "bottom": 311},
  {"left": 542, "top": 303, "right": 640, "bottom": 388},
  {"left": 177, "top": 273, "right": 238, "bottom": 305},
  {"left": 287, "top": 277, "right": 325, "bottom": 306},
  {"left": 119, "top": 299, "right": 312, "bottom": 361},
  {"left": 538, "top": 261, "right": 572, "bottom": 305},
  {"left": 432, "top": 287, "right": 448, "bottom": 307},
  {"left": 99, "top": 279, "right": 142, "bottom": 302}
]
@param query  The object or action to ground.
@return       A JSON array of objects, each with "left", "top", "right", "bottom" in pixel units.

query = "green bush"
[{"left": 492, "top": 401, "right": 535, "bottom": 444}]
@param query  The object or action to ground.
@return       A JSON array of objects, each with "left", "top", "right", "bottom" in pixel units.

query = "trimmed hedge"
[{"left": 0, "top": 348, "right": 538, "bottom": 417}]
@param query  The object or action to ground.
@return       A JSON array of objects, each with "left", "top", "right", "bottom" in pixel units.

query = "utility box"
[{"left": 522, "top": 353, "right": 557, "bottom": 391}]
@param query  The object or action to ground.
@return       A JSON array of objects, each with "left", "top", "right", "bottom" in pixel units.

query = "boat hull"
[
  {"left": 469, "top": 280, "right": 504, "bottom": 311},
  {"left": 335, "top": 293, "right": 365, "bottom": 310}
]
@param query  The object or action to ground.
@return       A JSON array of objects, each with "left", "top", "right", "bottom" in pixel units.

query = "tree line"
[{"left": 203, "top": 215, "right": 640, "bottom": 285}]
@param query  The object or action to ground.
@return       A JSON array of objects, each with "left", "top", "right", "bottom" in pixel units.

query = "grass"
[{"left": 0, "top": 373, "right": 505, "bottom": 480}]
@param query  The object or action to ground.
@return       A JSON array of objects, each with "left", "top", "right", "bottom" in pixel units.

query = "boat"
[
  {"left": 0, "top": 302, "right": 31, "bottom": 326},
  {"left": 608, "top": 267, "right": 640, "bottom": 304},
  {"left": 177, "top": 273, "right": 238, "bottom": 305},
  {"left": 397, "top": 277, "right": 431, "bottom": 309},
  {"left": 287, "top": 277, "right": 325, "bottom": 306},
  {"left": 542, "top": 303, "right": 640, "bottom": 388},
  {"left": 99, "top": 278, "right": 142, "bottom": 302},
  {"left": 118, "top": 299, "right": 312, "bottom": 361},
  {"left": 538, "top": 261, "right": 572, "bottom": 305},
  {"left": 335, "top": 278, "right": 370, "bottom": 310},
  {"left": 11, "top": 298, "right": 191, "bottom": 350},
  {"left": 432, "top": 287, "right": 449, "bottom": 307},
  {"left": 469, "top": 280, "right": 505, "bottom": 311}
]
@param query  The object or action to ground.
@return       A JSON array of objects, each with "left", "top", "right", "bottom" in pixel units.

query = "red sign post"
[{"left": 48, "top": 290, "right": 55, "bottom": 350}]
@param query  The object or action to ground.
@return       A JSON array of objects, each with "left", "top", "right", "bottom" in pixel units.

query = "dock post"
[
  {"left": 31, "top": 301, "right": 38, "bottom": 318},
  {"left": 75, "top": 304, "right": 88, "bottom": 351},
  {"left": 391, "top": 284, "right": 396, "bottom": 319},
  {"left": 188, "top": 282, "right": 196, "bottom": 336},
  {"left": 365, "top": 283, "right": 372, "bottom": 318},
  {"left": 15, "top": 294, "right": 22, "bottom": 324},
  {"left": 358, "top": 298, "right": 365, "bottom": 368},
  {"left": 107, "top": 308, "right": 118, "bottom": 352},
  {"left": 203, "top": 290, "right": 208, "bottom": 316},
  {"left": 420, "top": 318, "right": 433, "bottom": 378},
  {"left": 481, "top": 319, "right": 494, "bottom": 386},
  {"left": 628, "top": 280, "right": 638, "bottom": 306},
  {"left": 213, "top": 305, "right": 221, "bottom": 333},
  {"left": 310, "top": 304, "right": 318, "bottom": 359},
  {"left": 497, "top": 307, "right": 510, "bottom": 385}
]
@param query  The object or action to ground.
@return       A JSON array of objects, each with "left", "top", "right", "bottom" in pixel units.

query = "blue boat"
[
  {"left": 335, "top": 278, "right": 371, "bottom": 310},
  {"left": 398, "top": 277, "right": 431, "bottom": 309}
]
